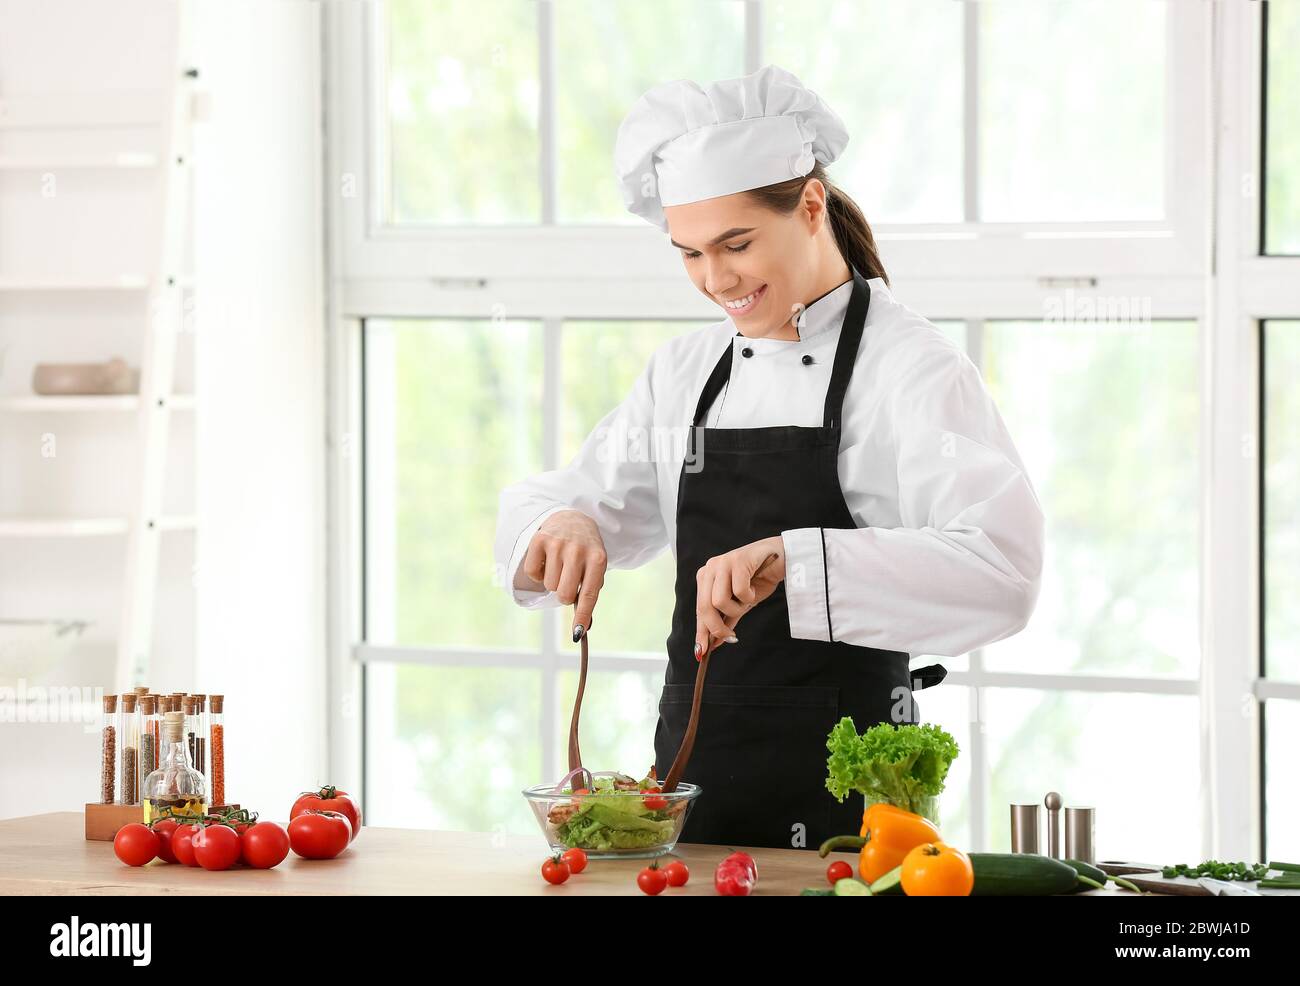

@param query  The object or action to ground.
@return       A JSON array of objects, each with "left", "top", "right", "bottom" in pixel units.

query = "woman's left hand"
[{"left": 695, "top": 535, "right": 785, "bottom": 659}]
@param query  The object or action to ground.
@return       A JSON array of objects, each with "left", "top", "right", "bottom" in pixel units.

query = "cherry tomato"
[
  {"left": 288, "top": 809, "right": 351, "bottom": 860},
  {"left": 571, "top": 788, "right": 590, "bottom": 796},
  {"left": 560, "top": 847, "right": 588, "bottom": 874},
  {"left": 641, "top": 788, "right": 668, "bottom": 811},
  {"left": 826, "top": 859, "right": 854, "bottom": 884},
  {"left": 113, "top": 823, "right": 159, "bottom": 867},
  {"left": 150, "top": 818, "right": 179, "bottom": 864},
  {"left": 664, "top": 860, "right": 690, "bottom": 887},
  {"left": 241, "top": 821, "right": 290, "bottom": 869},
  {"left": 291, "top": 785, "right": 361, "bottom": 842},
  {"left": 172, "top": 824, "right": 200, "bottom": 867},
  {"left": 192, "top": 824, "right": 242, "bottom": 871},
  {"left": 541, "top": 855, "right": 571, "bottom": 885},
  {"left": 637, "top": 862, "right": 668, "bottom": 896}
]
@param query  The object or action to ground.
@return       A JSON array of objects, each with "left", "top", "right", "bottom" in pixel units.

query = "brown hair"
[{"left": 743, "top": 162, "right": 889, "bottom": 286}]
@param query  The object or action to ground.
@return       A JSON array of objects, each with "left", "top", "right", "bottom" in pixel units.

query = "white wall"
[
  {"left": 0, "top": 0, "right": 328, "bottom": 819},
  {"left": 191, "top": 0, "right": 328, "bottom": 814}
]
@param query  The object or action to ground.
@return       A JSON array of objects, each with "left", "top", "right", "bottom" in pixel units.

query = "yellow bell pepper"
[{"left": 857, "top": 803, "right": 943, "bottom": 884}]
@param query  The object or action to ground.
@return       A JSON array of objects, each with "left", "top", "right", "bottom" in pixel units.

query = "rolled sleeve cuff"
[
  {"left": 782, "top": 527, "right": 831, "bottom": 642},
  {"left": 505, "top": 506, "right": 568, "bottom": 608}
]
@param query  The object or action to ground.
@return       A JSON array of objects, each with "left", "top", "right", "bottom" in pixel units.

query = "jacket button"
[
  {"left": 741, "top": 347, "right": 753, "bottom": 358},
  {"left": 801, "top": 354, "right": 813, "bottom": 365}
]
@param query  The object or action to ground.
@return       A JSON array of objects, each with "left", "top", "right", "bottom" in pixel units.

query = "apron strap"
[
  {"left": 690, "top": 337, "right": 736, "bottom": 431},
  {"left": 822, "top": 268, "right": 873, "bottom": 430},
  {"left": 910, "top": 662, "right": 948, "bottom": 690}
]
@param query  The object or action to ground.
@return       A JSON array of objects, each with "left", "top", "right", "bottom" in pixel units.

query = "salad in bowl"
[{"left": 523, "top": 768, "right": 701, "bottom": 859}]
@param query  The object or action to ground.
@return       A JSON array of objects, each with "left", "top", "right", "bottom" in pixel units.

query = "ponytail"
[{"left": 744, "top": 161, "right": 889, "bottom": 286}]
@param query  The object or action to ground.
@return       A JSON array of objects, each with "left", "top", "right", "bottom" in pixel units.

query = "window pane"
[
  {"left": 556, "top": 0, "right": 745, "bottom": 223},
  {"left": 981, "top": 318, "right": 1199, "bottom": 678},
  {"left": 913, "top": 683, "right": 972, "bottom": 851},
  {"left": 980, "top": 0, "right": 1166, "bottom": 221},
  {"left": 366, "top": 663, "right": 541, "bottom": 832},
  {"left": 1265, "top": 321, "right": 1300, "bottom": 682},
  {"left": 984, "top": 689, "right": 1200, "bottom": 862},
  {"left": 766, "top": 0, "right": 963, "bottom": 223},
  {"left": 1265, "top": 699, "right": 1300, "bottom": 862},
  {"left": 365, "top": 318, "right": 543, "bottom": 649},
  {"left": 555, "top": 667, "right": 663, "bottom": 778},
  {"left": 1265, "top": 0, "right": 1300, "bottom": 253},
  {"left": 558, "top": 320, "right": 703, "bottom": 652},
  {"left": 384, "top": 0, "right": 540, "bottom": 223}
]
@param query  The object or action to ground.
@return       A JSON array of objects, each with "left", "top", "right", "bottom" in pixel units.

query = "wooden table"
[{"left": 0, "top": 812, "right": 1134, "bottom": 895}]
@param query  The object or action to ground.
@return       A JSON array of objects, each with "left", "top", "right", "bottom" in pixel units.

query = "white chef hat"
[{"left": 613, "top": 64, "right": 849, "bottom": 233}]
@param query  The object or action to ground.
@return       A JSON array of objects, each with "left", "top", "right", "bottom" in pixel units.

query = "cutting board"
[{"left": 1098, "top": 860, "right": 1300, "bottom": 896}]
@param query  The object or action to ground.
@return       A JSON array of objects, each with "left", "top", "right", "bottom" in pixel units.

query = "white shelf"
[
  {"left": 0, "top": 275, "right": 150, "bottom": 291},
  {"left": 0, "top": 518, "right": 128, "bottom": 537},
  {"left": 0, "top": 395, "right": 195, "bottom": 412},
  {"left": 0, "top": 517, "right": 196, "bottom": 537},
  {"left": 0, "top": 152, "right": 158, "bottom": 170}
]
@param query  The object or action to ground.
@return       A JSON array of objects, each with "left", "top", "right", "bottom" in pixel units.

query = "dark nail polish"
[{"left": 572, "top": 624, "right": 585, "bottom": 642}]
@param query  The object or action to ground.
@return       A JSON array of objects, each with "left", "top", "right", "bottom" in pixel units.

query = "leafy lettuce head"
[{"left": 825, "top": 717, "right": 960, "bottom": 813}]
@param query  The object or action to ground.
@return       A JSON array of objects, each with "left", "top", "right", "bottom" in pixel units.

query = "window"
[
  {"left": 1263, "top": 0, "right": 1300, "bottom": 254},
  {"left": 326, "top": 2, "right": 1295, "bottom": 862}
]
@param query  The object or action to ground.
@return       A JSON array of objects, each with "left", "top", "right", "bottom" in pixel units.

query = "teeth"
[{"left": 724, "top": 288, "right": 761, "bottom": 309}]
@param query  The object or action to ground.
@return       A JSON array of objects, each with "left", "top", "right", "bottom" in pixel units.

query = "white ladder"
[{"left": 116, "top": 2, "right": 196, "bottom": 690}]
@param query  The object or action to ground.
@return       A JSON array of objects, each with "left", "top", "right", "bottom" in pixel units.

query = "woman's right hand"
[{"left": 517, "top": 510, "right": 608, "bottom": 640}]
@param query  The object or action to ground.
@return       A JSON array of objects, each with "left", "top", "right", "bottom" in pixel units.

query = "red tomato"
[
  {"left": 288, "top": 809, "right": 351, "bottom": 860},
  {"left": 172, "top": 824, "right": 200, "bottom": 867},
  {"left": 291, "top": 785, "right": 361, "bottom": 842},
  {"left": 541, "top": 855, "right": 571, "bottom": 885},
  {"left": 113, "top": 823, "right": 159, "bottom": 867},
  {"left": 560, "top": 847, "right": 588, "bottom": 874},
  {"left": 637, "top": 863, "right": 668, "bottom": 896},
  {"left": 241, "top": 821, "right": 290, "bottom": 869},
  {"left": 664, "top": 860, "right": 690, "bottom": 887},
  {"left": 641, "top": 788, "right": 668, "bottom": 811},
  {"left": 826, "top": 860, "right": 854, "bottom": 884},
  {"left": 192, "top": 824, "right": 242, "bottom": 871},
  {"left": 150, "top": 818, "right": 179, "bottom": 864}
]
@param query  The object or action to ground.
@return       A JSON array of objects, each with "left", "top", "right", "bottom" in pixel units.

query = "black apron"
[{"left": 652, "top": 267, "right": 947, "bottom": 850}]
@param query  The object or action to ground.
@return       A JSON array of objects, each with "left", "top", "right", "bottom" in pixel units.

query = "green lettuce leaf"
[{"left": 824, "top": 717, "right": 959, "bottom": 813}]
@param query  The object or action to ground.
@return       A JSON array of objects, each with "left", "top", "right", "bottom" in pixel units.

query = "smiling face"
[{"left": 664, "top": 179, "right": 833, "bottom": 339}]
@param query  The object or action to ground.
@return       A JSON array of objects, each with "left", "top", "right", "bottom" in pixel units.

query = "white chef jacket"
[{"left": 493, "top": 276, "right": 1045, "bottom": 657}]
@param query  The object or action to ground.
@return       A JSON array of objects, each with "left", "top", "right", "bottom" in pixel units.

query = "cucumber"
[
  {"left": 1062, "top": 859, "right": 1108, "bottom": 893},
  {"left": 834, "top": 877, "right": 871, "bottom": 896},
  {"left": 868, "top": 864, "right": 904, "bottom": 895},
  {"left": 800, "top": 887, "right": 835, "bottom": 896},
  {"left": 969, "top": 853, "right": 1081, "bottom": 896}
]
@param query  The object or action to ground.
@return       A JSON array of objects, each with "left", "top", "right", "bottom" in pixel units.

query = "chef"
[{"left": 494, "top": 64, "right": 1044, "bottom": 849}]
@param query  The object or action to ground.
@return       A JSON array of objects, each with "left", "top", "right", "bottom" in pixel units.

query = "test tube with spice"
[
  {"left": 100, "top": 694, "right": 117, "bottom": 804},
  {"left": 139, "top": 694, "right": 158, "bottom": 783},
  {"left": 153, "top": 695, "right": 162, "bottom": 770},
  {"left": 119, "top": 693, "right": 139, "bottom": 804},
  {"left": 193, "top": 694, "right": 207, "bottom": 783},
  {"left": 209, "top": 694, "right": 224, "bottom": 806},
  {"left": 182, "top": 696, "right": 196, "bottom": 772}
]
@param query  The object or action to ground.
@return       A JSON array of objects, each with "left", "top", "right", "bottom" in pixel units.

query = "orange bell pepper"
[{"left": 857, "top": 803, "right": 943, "bottom": 884}]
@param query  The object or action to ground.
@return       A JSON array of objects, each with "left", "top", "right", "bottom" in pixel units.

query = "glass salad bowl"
[{"left": 523, "top": 771, "right": 702, "bottom": 859}]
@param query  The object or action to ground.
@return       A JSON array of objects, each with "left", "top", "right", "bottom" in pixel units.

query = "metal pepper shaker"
[
  {"left": 1045, "top": 791, "right": 1062, "bottom": 858},
  {"left": 1010, "top": 803, "right": 1041, "bottom": 854}
]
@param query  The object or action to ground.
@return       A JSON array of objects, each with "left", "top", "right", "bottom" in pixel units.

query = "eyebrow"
[{"left": 669, "top": 226, "right": 756, "bottom": 251}]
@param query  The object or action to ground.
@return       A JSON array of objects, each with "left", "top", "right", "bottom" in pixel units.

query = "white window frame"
[{"left": 323, "top": 0, "right": 1297, "bottom": 857}]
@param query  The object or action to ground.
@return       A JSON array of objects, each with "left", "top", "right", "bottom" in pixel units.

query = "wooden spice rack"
[{"left": 83, "top": 802, "right": 241, "bottom": 842}]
